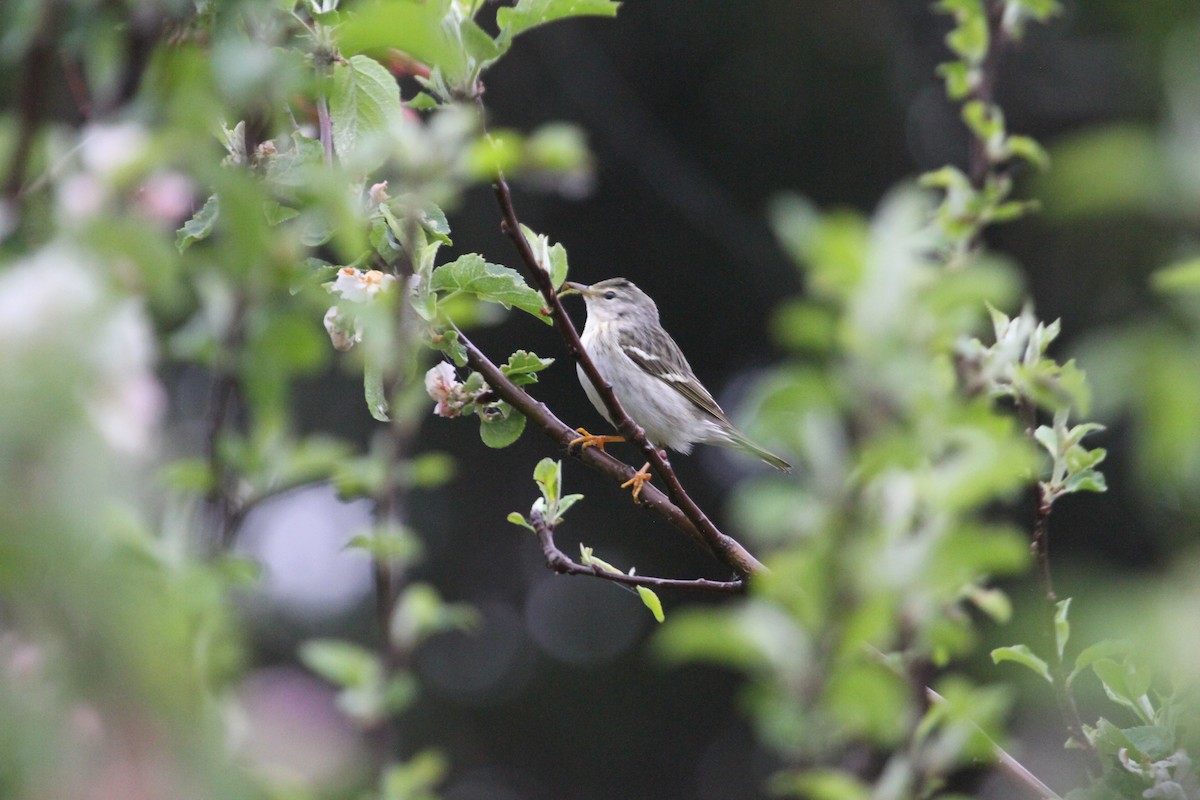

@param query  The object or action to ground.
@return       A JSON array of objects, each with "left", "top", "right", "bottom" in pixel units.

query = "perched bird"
[{"left": 562, "top": 278, "right": 790, "bottom": 499}]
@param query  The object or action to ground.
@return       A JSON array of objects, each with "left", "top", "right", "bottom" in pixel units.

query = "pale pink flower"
[
  {"left": 425, "top": 362, "right": 460, "bottom": 417},
  {"left": 368, "top": 181, "right": 389, "bottom": 205},
  {"left": 322, "top": 306, "right": 360, "bottom": 351}
]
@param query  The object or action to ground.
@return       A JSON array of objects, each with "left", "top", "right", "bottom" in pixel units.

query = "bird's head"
[{"left": 560, "top": 278, "right": 659, "bottom": 324}]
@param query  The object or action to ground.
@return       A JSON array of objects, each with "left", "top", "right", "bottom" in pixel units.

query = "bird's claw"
[
  {"left": 620, "top": 462, "right": 653, "bottom": 503},
  {"left": 568, "top": 427, "right": 624, "bottom": 452}
]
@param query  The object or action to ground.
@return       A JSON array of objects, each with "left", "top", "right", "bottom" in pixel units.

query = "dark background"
[{"left": 278, "top": 2, "right": 1195, "bottom": 798}]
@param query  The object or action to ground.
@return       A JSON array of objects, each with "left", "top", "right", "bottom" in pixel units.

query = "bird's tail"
[{"left": 730, "top": 431, "right": 792, "bottom": 472}]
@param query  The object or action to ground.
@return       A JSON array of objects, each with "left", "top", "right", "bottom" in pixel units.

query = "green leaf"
[
  {"left": 176, "top": 194, "right": 219, "bottom": 252},
  {"left": 339, "top": 0, "right": 502, "bottom": 93},
  {"left": 382, "top": 750, "right": 448, "bottom": 800},
  {"left": 556, "top": 493, "right": 583, "bottom": 521},
  {"left": 430, "top": 328, "right": 468, "bottom": 366},
  {"left": 1092, "top": 658, "right": 1153, "bottom": 721},
  {"left": 1062, "top": 469, "right": 1107, "bottom": 494},
  {"left": 431, "top": 254, "right": 549, "bottom": 322},
  {"left": 340, "top": 0, "right": 469, "bottom": 86},
  {"left": 1055, "top": 597, "right": 1071, "bottom": 660},
  {"left": 364, "top": 359, "right": 390, "bottom": 421},
  {"left": 636, "top": 586, "right": 665, "bottom": 623},
  {"left": 506, "top": 511, "right": 534, "bottom": 532},
  {"left": 991, "top": 645, "right": 1052, "bottom": 683},
  {"left": 299, "top": 639, "right": 379, "bottom": 689},
  {"left": 330, "top": 54, "right": 402, "bottom": 167},
  {"left": 496, "top": 0, "right": 620, "bottom": 48},
  {"left": 501, "top": 350, "right": 555, "bottom": 386},
  {"left": 406, "top": 91, "right": 442, "bottom": 111},
  {"left": 478, "top": 401, "right": 526, "bottom": 447},
  {"left": 1072, "top": 640, "right": 1131, "bottom": 680},
  {"left": 533, "top": 457, "right": 561, "bottom": 502},
  {"left": 1006, "top": 134, "right": 1051, "bottom": 170},
  {"left": 518, "top": 224, "right": 570, "bottom": 289}
]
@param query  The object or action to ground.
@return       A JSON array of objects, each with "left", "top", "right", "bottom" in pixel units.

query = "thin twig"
[
  {"left": 207, "top": 295, "right": 248, "bottom": 550},
  {"left": 529, "top": 509, "right": 744, "bottom": 594},
  {"left": 1019, "top": 401, "right": 1099, "bottom": 770},
  {"left": 925, "top": 688, "right": 1063, "bottom": 800},
  {"left": 489, "top": 175, "right": 765, "bottom": 578}
]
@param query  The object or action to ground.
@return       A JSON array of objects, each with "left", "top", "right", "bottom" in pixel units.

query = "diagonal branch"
[
  {"left": 459, "top": 330, "right": 765, "bottom": 576},
  {"left": 489, "top": 176, "right": 765, "bottom": 579},
  {"left": 529, "top": 509, "right": 745, "bottom": 595}
]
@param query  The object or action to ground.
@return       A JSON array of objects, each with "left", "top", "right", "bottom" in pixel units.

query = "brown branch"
[
  {"left": 488, "top": 176, "right": 765, "bottom": 578},
  {"left": 529, "top": 509, "right": 745, "bottom": 595}
]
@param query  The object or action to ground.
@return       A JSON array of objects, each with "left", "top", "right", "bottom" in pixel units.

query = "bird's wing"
[{"left": 618, "top": 326, "right": 732, "bottom": 425}]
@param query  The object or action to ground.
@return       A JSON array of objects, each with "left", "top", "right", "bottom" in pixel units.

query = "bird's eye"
[{"left": 603, "top": 290, "right": 616, "bottom": 300}]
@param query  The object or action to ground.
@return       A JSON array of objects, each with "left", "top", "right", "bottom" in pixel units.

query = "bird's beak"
[{"left": 559, "top": 281, "right": 589, "bottom": 298}]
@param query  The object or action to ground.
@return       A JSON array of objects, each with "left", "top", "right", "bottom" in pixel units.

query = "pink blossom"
[{"left": 424, "top": 362, "right": 460, "bottom": 417}]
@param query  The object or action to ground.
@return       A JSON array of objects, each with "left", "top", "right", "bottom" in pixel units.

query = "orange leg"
[
  {"left": 620, "top": 462, "right": 653, "bottom": 503},
  {"left": 569, "top": 427, "right": 625, "bottom": 452}
]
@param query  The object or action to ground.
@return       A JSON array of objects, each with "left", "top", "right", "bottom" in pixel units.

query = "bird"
[{"left": 561, "top": 278, "right": 791, "bottom": 500}]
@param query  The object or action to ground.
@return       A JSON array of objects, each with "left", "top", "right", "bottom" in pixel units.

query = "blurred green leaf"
[
  {"left": 496, "top": 0, "right": 620, "bottom": 48},
  {"left": 346, "top": 528, "right": 423, "bottom": 561},
  {"left": 1151, "top": 258, "right": 1200, "bottom": 295},
  {"left": 1072, "top": 640, "right": 1132, "bottom": 681},
  {"left": 991, "top": 645, "right": 1052, "bottom": 683},
  {"left": 365, "top": 359, "right": 390, "bottom": 421},
  {"left": 176, "top": 194, "right": 219, "bottom": 252},
  {"left": 381, "top": 749, "right": 448, "bottom": 800},
  {"left": 767, "top": 768, "right": 871, "bottom": 800},
  {"left": 330, "top": 54, "right": 403, "bottom": 167},
  {"left": 1055, "top": 598, "right": 1071, "bottom": 660},
  {"left": 1039, "top": 125, "right": 1166, "bottom": 219},
  {"left": 390, "top": 583, "right": 479, "bottom": 650},
  {"left": 300, "top": 639, "right": 379, "bottom": 689}
]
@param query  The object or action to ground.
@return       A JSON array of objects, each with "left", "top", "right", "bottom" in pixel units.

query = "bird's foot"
[
  {"left": 568, "top": 427, "right": 625, "bottom": 452},
  {"left": 620, "top": 462, "right": 653, "bottom": 503}
]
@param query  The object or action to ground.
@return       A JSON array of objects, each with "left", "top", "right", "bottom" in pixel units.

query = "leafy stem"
[{"left": 526, "top": 508, "right": 744, "bottom": 595}]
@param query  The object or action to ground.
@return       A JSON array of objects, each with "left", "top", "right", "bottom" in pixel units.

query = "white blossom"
[
  {"left": 330, "top": 267, "right": 396, "bottom": 304},
  {"left": 0, "top": 245, "right": 164, "bottom": 455}
]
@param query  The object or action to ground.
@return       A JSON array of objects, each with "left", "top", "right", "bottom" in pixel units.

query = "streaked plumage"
[{"left": 564, "top": 278, "right": 791, "bottom": 472}]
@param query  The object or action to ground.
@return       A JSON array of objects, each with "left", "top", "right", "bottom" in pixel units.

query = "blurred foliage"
[{"left": 2, "top": 0, "right": 1200, "bottom": 799}]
